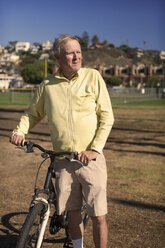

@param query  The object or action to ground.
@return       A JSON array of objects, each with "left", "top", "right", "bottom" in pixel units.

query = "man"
[{"left": 10, "top": 34, "right": 114, "bottom": 248}]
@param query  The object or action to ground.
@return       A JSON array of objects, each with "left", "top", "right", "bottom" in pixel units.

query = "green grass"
[
  {"left": 0, "top": 91, "right": 34, "bottom": 106},
  {"left": 111, "top": 98, "right": 165, "bottom": 106},
  {"left": 1, "top": 91, "right": 165, "bottom": 107}
]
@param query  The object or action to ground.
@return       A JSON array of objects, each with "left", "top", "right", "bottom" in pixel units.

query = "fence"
[
  {"left": 108, "top": 86, "right": 163, "bottom": 105},
  {"left": 0, "top": 88, "right": 36, "bottom": 106},
  {"left": 0, "top": 87, "right": 163, "bottom": 106}
]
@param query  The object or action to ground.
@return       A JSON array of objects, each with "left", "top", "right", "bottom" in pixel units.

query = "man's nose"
[{"left": 73, "top": 52, "right": 78, "bottom": 59}]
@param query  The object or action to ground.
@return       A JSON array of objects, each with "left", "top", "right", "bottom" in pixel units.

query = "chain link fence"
[
  {"left": 0, "top": 88, "right": 36, "bottom": 105},
  {"left": 0, "top": 87, "right": 163, "bottom": 106},
  {"left": 107, "top": 86, "right": 163, "bottom": 105}
]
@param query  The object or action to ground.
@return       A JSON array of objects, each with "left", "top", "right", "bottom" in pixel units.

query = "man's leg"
[
  {"left": 91, "top": 215, "right": 108, "bottom": 248},
  {"left": 68, "top": 209, "right": 84, "bottom": 247}
]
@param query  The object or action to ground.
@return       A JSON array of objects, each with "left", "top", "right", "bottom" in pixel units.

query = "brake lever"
[
  {"left": 25, "top": 142, "right": 34, "bottom": 153},
  {"left": 18, "top": 141, "right": 34, "bottom": 153}
]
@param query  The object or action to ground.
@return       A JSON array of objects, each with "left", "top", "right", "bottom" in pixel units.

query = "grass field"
[
  {"left": 112, "top": 98, "right": 165, "bottom": 106},
  {"left": 0, "top": 101, "right": 165, "bottom": 247},
  {"left": 1, "top": 90, "right": 165, "bottom": 107},
  {"left": 0, "top": 91, "right": 35, "bottom": 106}
]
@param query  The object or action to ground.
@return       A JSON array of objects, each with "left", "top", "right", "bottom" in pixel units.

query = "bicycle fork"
[
  {"left": 35, "top": 199, "right": 50, "bottom": 248},
  {"left": 31, "top": 159, "right": 55, "bottom": 247}
]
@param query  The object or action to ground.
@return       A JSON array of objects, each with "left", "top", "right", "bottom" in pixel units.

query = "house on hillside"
[
  {"left": 42, "top": 40, "right": 53, "bottom": 51},
  {"left": 39, "top": 53, "right": 49, "bottom": 60},
  {"left": 30, "top": 44, "right": 41, "bottom": 54},
  {"left": 0, "top": 52, "right": 19, "bottom": 66},
  {"left": 0, "top": 74, "right": 14, "bottom": 89},
  {"left": 136, "top": 48, "right": 144, "bottom": 58},
  {"left": 15, "top": 42, "right": 30, "bottom": 53},
  {"left": 91, "top": 42, "right": 109, "bottom": 49},
  {"left": 160, "top": 51, "right": 165, "bottom": 60}
]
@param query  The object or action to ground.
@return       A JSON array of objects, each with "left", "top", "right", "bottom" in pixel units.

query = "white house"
[
  {"left": 0, "top": 74, "right": 14, "bottom": 89},
  {"left": 15, "top": 42, "right": 30, "bottom": 53},
  {"left": 0, "top": 52, "right": 19, "bottom": 66},
  {"left": 30, "top": 44, "right": 41, "bottom": 54},
  {"left": 42, "top": 40, "right": 53, "bottom": 51},
  {"left": 160, "top": 51, "right": 165, "bottom": 60},
  {"left": 39, "top": 53, "right": 49, "bottom": 60},
  {"left": 136, "top": 48, "right": 144, "bottom": 58}
]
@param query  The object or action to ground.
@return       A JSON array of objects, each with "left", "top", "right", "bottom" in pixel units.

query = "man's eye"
[
  {"left": 65, "top": 51, "right": 81, "bottom": 55},
  {"left": 65, "top": 52, "right": 71, "bottom": 55}
]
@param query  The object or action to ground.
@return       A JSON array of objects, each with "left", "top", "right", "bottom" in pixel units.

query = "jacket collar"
[{"left": 55, "top": 68, "right": 81, "bottom": 80}]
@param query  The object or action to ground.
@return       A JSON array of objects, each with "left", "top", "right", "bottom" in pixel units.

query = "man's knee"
[{"left": 91, "top": 215, "right": 107, "bottom": 226}]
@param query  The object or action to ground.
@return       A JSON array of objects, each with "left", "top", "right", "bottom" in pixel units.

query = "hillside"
[{"left": 81, "top": 47, "right": 160, "bottom": 68}]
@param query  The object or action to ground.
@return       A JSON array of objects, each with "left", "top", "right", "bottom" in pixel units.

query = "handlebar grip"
[
  {"left": 21, "top": 140, "right": 28, "bottom": 147},
  {"left": 21, "top": 140, "right": 25, "bottom": 147}
]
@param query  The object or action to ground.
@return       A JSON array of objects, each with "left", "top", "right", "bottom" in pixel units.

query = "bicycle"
[{"left": 16, "top": 141, "right": 89, "bottom": 248}]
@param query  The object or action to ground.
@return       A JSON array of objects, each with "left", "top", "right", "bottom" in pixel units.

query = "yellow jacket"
[{"left": 14, "top": 68, "right": 114, "bottom": 153}]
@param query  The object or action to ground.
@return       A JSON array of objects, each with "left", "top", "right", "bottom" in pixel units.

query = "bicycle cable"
[{"left": 34, "top": 157, "right": 49, "bottom": 190}]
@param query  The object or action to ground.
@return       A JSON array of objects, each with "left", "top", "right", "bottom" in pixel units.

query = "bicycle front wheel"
[{"left": 16, "top": 202, "right": 49, "bottom": 248}]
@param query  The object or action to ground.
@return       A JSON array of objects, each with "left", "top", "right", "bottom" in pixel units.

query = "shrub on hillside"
[
  {"left": 145, "top": 77, "right": 162, "bottom": 87},
  {"left": 105, "top": 77, "right": 123, "bottom": 87}
]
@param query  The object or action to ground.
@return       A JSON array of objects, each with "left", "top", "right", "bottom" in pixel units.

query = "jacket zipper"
[{"left": 67, "top": 81, "right": 76, "bottom": 152}]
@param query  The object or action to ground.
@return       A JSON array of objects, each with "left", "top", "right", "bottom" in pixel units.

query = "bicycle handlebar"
[
  {"left": 21, "top": 141, "right": 95, "bottom": 165},
  {"left": 22, "top": 141, "right": 78, "bottom": 159}
]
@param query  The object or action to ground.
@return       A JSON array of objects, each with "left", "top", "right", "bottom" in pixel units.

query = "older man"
[{"left": 10, "top": 34, "right": 114, "bottom": 248}]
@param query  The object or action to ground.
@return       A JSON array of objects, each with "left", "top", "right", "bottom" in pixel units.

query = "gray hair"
[{"left": 53, "top": 34, "right": 79, "bottom": 56}]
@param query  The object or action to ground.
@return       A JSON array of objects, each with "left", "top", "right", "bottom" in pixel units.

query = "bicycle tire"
[{"left": 16, "top": 202, "right": 48, "bottom": 248}]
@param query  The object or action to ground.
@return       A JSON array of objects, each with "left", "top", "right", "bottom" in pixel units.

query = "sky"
[{"left": 0, "top": 0, "right": 165, "bottom": 51}]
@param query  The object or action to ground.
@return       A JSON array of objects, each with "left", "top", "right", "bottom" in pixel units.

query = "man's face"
[{"left": 58, "top": 39, "right": 82, "bottom": 77}]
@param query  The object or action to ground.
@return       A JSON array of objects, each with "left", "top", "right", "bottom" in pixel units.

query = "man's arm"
[
  {"left": 89, "top": 71, "right": 114, "bottom": 153},
  {"left": 10, "top": 82, "right": 46, "bottom": 146},
  {"left": 78, "top": 71, "right": 114, "bottom": 164}
]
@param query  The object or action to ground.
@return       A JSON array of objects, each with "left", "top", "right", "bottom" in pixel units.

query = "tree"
[
  {"left": 21, "top": 61, "right": 52, "bottom": 85},
  {"left": 91, "top": 35, "right": 99, "bottom": 46},
  {"left": 81, "top": 32, "right": 89, "bottom": 49},
  {"left": 33, "top": 42, "right": 41, "bottom": 46},
  {"left": 9, "top": 41, "right": 18, "bottom": 48},
  {"left": 119, "top": 44, "right": 129, "bottom": 52},
  {"left": 102, "top": 40, "right": 108, "bottom": 46},
  {"left": 105, "top": 77, "right": 123, "bottom": 86},
  {"left": 75, "top": 35, "right": 87, "bottom": 50},
  {"left": 146, "top": 77, "right": 161, "bottom": 87},
  {"left": 109, "top": 43, "right": 115, "bottom": 49},
  {"left": 143, "top": 41, "right": 147, "bottom": 50},
  {"left": 19, "top": 53, "right": 38, "bottom": 66}
]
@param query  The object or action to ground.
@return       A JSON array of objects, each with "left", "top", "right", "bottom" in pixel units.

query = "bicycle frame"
[{"left": 17, "top": 141, "right": 89, "bottom": 248}]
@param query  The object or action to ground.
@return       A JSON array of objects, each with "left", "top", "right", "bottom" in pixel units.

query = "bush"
[
  {"left": 145, "top": 77, "right": 162, "bottom": 87},
  {"left": 105, "top": 77, "right": 123, "bottom": 86},
  {"left": 21, "top": 61, "right": 52, "bottom": 85}
]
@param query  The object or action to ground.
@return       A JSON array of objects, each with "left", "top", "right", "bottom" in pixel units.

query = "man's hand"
[
  {"left": 77, "top": 150, "right": 99, "bottom": 165},
  {"left": 10, "top": 134, "right": 24, "bottom": 146}
]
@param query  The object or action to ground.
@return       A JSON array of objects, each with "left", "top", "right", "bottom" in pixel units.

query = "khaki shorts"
[{"left": 54, "top": 153, "right": 107, "bottom": 216}]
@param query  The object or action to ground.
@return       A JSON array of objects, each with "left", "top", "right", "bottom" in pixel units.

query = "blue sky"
[{"left": 0, "top": 0, "right": 165, "bottom": 51}]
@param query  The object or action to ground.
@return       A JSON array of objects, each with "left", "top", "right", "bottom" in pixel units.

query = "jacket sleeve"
[
  {"left": 89, "top": 71, "right": 114, "bottom": 153},
  {"left": 13, "top": 82, "right": 46, "bottom": 137}
]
